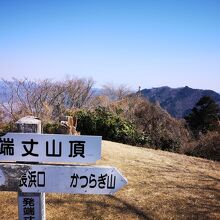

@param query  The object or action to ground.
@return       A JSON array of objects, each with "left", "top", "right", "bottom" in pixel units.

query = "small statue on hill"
[{"left": 60, "top": 116, "right": 80, "bottom": 135}]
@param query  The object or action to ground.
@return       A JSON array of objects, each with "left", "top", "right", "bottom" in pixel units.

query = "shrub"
[
  {"left": 187, "top": 132, "right": 220, "bottom": 161},
  {"left": 110, "top": 97, "right": 190, "bottom": 151},
  {"left": 76, "top": 107, "right": 143, "bottom": 145},
  {"left": 43, "top": 122, "right": 69, "bottom": 134},
  {"left": 185, "top": 96, "right": 220, "bottom": 137},
  {"left": 0, "top": 122, "right": 17, "bottom": 135}
]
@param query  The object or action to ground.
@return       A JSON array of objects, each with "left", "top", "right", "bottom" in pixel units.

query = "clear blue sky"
[{"left": 0, "top": 0, "right": 219, "bottom": 91}]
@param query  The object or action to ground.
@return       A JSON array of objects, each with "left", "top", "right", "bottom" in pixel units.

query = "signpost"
[
  {"left": 15, "top": 116, "right": 45, "bottom": 220},
  {"left": 0, "top": 116, "right": 127, "bottom": 219}
]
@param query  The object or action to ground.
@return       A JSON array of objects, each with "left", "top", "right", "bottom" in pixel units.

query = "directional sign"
[
  {"left": 0, "top": 163, "right": 127, "bottom": 194},
  {"left": 19, "top": 164, "right": 127, "bottom": 194},
  {"left": 0, "top": 133, "right": 101, "bottom": 163}
]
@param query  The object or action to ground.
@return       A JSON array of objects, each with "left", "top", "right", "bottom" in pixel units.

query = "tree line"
[{"left": 0, "top": 77, "right": 219, "bottom": 161}]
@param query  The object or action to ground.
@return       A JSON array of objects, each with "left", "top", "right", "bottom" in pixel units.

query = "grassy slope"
[{"left": 0, "top": 141, "right": 220, "bottom": 220}]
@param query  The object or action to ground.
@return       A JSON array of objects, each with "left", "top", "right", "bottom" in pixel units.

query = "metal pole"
[{"left": 16, "top": 116, "right": 45, "bottom": 220}]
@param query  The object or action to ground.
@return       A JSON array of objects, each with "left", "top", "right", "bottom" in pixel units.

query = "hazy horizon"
[{"left": 0, "top": 0, "right": 219, "bottom": 91}]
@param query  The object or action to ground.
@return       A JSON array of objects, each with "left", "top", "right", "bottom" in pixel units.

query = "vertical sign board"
[
  {"left": 18, "top": 194, "right": 41, "bottom": 220},
  {"left": 15, "top": 116, "right": 45, "bottom": 220}
]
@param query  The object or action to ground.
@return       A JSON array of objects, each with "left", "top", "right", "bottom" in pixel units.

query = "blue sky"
[{"left": 0, "top": 0, "right": 219, "bottom": 91}]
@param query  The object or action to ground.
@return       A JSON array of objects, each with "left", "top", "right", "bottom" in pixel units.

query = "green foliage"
[
  {"left": 76, "top": 107, "right": 144, "bottom": 145},
  {"left": 0, "top": 122, "right": 17, "bottom": 135},
  {"left": 185, "top": 96, "right": 220, "bottom": 137},
  {"left": 43, "top": 122, "right": 69, "bottom": 134},
  {"left": 75, "top": 110, "right": 97, "bottom": 135},
  {"left": 43, "top": 123, "right": 59, "bottom": 134}
]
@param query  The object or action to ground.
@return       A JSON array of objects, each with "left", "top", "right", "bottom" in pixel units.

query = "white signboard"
[
  {"left": 19, "top": 164, "right": 127, "bottom": 194},
  {"left": 0, "top": 133, "right": 101, "bottom": 163},
  {"left": 18, "top": 194, "right": 41, "bottom": 220}
]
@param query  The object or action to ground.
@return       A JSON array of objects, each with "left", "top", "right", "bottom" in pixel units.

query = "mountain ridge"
[
  {"left": 139, "top": 86, "right": 220, "bottom": 118},
  {"left": 1, "top": 80, "right": 220, "bottom": 119}
]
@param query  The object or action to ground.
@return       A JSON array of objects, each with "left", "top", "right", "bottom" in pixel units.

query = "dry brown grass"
[{"left": 1, "top": 141, "right": 220, "bottom": 219}]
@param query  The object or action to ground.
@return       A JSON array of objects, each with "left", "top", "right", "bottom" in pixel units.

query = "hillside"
[
  {"left": 0, "top": 141, "right": 220, "bottom": 219},
  {"left": 140, "top": 86, "right": 220, "bottom": 118}
]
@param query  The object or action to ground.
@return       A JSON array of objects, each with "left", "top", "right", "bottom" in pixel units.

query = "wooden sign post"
[
  {"left": 16, "top": 116, "right": 45, "bottom": 220},
  {"left": 0, "top": 116, "right": 127, "bottom": 219}
]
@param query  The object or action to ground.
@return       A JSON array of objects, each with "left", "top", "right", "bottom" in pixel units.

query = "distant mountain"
[
  {"left": 0, "top": 81, "right": 11, "bottom": 103},
  {"left": 92, "top": 88, "right": 103, "bottom": 96},
  {"left": 139, "top": 86, "right": 220, "bottom": 118}
]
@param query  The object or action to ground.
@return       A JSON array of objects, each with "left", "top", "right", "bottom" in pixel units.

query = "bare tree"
[
  {"left": 0, "top": 78, "right": 64, "bottom": 122},
  {"left": 64, "top": 77, "right": 95, "bottom": 109},
  {"left": 102, "top": 83, "right": 132, "bottom": 101},
  {"left": 32, "top": 79, "right": 66, "bottom": 121},
  {"left": 88, "top": 95, "right": 111, "bottom": 108},
  {"left": 0, "top": 77, "right": 95, "bottom": 122},
  {"left": 0, "top": 79, "right": 22, "bottom": 121}
]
